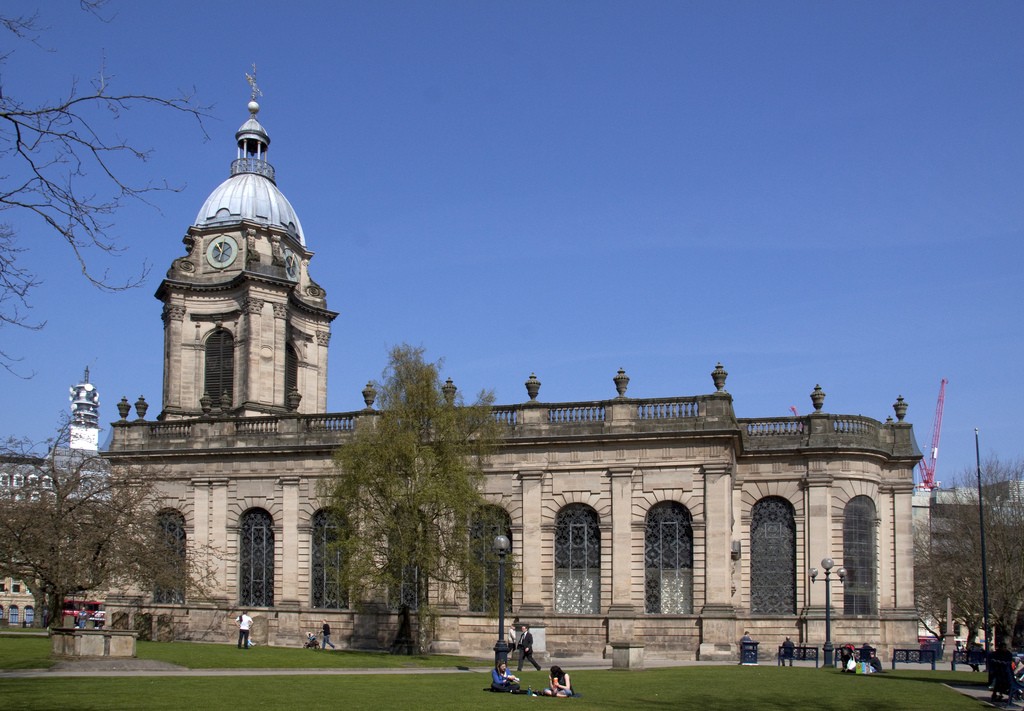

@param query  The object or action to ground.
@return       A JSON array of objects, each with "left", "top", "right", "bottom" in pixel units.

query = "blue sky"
[{"left": 2, "top": 0, "right": 1021, "bottom": 483}]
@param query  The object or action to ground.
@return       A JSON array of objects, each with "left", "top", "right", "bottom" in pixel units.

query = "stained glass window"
[
  {"left": 239, "top": 509, "right": 274, "bottom": 607},
  {"left": 843, "top": 496, "right": 877, "bottom": 615},
  {"left": 554, "top": 504, "right": 600, "bottom": 614},
  {"left": 154, "top": 509, "right": 186, "bottom": 604},
  {"left": 750, "top": 497, "right": 796, "bottom": 615},
  {"left": 311, "top": 510, "right": 346, "bottom": 609},
  {"left": 645, "top": 502, "right": 694, "bottom": 614}
]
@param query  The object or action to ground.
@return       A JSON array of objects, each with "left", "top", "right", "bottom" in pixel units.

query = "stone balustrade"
[{"left": 109, "top": 391, "right": 918, "bottom": 463}]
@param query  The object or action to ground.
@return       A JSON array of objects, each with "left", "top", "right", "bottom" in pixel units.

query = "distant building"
[
  {"left": 0, "top": 577, "right": 34, "bottom": 628},
  {"left": 104, "top": 96, "right": 923, "bottom": 659},
  {"left": 0, "top": 369, "right": 106, "bottom": 627}
]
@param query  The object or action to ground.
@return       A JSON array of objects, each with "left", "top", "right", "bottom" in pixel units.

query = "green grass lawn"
[{"left": 0, "top": 637, "right": 992, "bottom": 710}]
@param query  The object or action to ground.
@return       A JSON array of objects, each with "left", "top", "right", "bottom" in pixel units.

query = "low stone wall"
[{"left": 50, "top": 627, "right": 138, "bottom": 658}]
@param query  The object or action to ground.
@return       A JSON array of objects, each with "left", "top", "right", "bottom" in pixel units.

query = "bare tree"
[
  {"left": 915, "top": 456, "right": 1024, "bottom": 647},
  {"left": 0, "top": 1, "right": 209, "bottom": 374},
  {"left": 0, "top": 424, "right": 217, "bottom": 628}
]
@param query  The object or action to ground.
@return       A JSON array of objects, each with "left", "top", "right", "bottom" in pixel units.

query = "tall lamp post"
[
  {"left": 976, "top": 429, "right": 991, "bottom": 652},
  {"left": 810, "top": 557, "right": 846, "bottom": 668},
  {"left": 492, "top": 535, "right": 511, "bottom": 665}
]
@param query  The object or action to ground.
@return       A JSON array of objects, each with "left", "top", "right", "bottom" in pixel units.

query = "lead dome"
[{"left": 193, "top": 100, "right": 305, "bottom": 245}]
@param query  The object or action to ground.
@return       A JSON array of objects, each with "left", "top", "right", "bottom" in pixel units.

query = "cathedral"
[{"left": 104, "top": 96, "right": 922, "bottom": 662}]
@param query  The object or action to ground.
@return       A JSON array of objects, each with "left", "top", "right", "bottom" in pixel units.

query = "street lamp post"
[
  {"left": 975, "top": 429, "right": 991, "bottom": 652},
  {"left": 492, "top": 535, "right": 511, "bottom": 665},
  {"left": 810, "top": 557, "right": 846, "bottom": 668}
]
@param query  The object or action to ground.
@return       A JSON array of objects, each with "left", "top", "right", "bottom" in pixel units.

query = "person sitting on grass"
[
  {"left": 542, "top": 665, "right": 574, "bottom": 697},
  {"left": 491, "top": 660, "right": 520, "bottom": 693}
]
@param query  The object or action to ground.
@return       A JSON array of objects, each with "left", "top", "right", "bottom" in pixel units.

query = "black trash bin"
[{"left": 741, "top": 641, "right": 759, "bottom": 665}]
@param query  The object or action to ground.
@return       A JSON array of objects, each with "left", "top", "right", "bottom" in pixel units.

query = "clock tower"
[{"left": 155, "top": 98, "right": 336, "bottom": 420}]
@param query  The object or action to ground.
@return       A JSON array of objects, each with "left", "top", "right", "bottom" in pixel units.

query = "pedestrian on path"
[
  {"left": 517, "top": 624, "right": 542, "bottom": 672},
  {"left": 321, "top": 620, "right": 336, "bottom": 650}
]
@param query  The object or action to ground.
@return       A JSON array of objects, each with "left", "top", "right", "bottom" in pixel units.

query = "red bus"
[{"left": 62, "top": 599, "right": 105, "bottom": 628}]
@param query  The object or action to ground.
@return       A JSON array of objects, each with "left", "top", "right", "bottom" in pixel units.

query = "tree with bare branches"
[
  {"left": 0, "top": 1, "right": 208, "bottom": 373},
  {"left": 0, "top": 424, "right": 216, "bottom": 628},
  {"left": 915, "top": 456, "right": 1024, "bottom": 647}
]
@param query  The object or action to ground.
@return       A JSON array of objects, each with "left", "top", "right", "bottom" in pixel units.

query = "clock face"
[
  {"left": 206, "top": 235, "right": 239, "bottom": 268},
  {"left": 283, "top": 248, "right": 300, "bottom": 281}
]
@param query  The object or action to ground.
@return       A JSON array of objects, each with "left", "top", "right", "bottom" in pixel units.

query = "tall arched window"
[
  {"left": 24, "top": 606, "right": 33, "bottom": 625},
  {"left": 285, "top": 343, "right": 298, "bottom": 399},
  {"left": 750, "top": 497, "right": 796, "bottom": 615},
  {"left": 8, "top": 606, "right": 18, "bottom": 625},
  {"left": 154, "top": 509, "right": 187, "bottom": 604},
  {"left": 468, "top": 506, "right": 512, "bottom": 613},
  {"left": 204, "top": 328, "right": 234, "bottom": 407},
  {"left": 843, "top": 496, "right": 877, "bottom": 615},
  {"left": 311, "top": 510, "right": 346, "bottom": 609},
  {"left": 554, "top": 504, "right": 601, "bottom": 614},
  {"left": 239, "top": 509, "right": 275, "bottom": 607},
  {"left": 645, "top": 502, "right": 694, "bottom": 614}
]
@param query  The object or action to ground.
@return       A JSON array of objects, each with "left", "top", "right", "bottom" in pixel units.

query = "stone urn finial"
[
  {"left": 200, "top": 392, "right": 212, "bottom": 415},
  {"left": 525, "top": 373, "right": 541, "bottom": 402},
  {"left": 810, "top": 384, "right": 826, "bottom": 412},
  {"left": 362, "top": 381, "right": 377, "bottom": 410},
  {"left": 134, "top": 396, "right": 149, "bottom": 421},
  {"left": 711, "top": 362, "right": 728, "bottom": 392},
  {"left": 892, "top": 395, "right": 908, "bottom": 422},
  {"left": 286, "top": 387, "right": 302, "bottom": 412},
  {"left": 116, "top": 396, "right": 131, "bottom": 421},
  {"left": 442, "top": 377, "right": 457, "bottom": 405},
  {"left": 613, "top": 368, "right": 630, "bottom": 398},
  {"left": 220, "top": 390, "right": 231, "bottom": 414}
]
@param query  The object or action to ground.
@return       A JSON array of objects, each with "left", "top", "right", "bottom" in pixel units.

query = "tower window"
[
  {"left": 204, "top": 329, "right": 234, "bottom": 407},
  {"left": 285, "top": 344, "right": 298, "bottom": 399}
]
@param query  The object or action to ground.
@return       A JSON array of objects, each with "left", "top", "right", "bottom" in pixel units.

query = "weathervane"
[{"left": 245, "top": 63, "right": 263, "bottom": 103}]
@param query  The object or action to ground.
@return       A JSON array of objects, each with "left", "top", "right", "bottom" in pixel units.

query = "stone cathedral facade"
[{"left": 104, "top": 99, "right": 922, "bottom": 661}]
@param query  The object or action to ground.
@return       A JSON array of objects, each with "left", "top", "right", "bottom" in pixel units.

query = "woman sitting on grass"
[
  {"left": 491, "top": 660, "right": 520, "bottom": 693},
  {"left": 542, "top": 665, "right": 574, "bottom": 697}
]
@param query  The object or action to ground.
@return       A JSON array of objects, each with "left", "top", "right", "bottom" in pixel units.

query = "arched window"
[
  {"left": 311, "top": 510, "right": 346, "bottom": 609},
  {"left": 843, "top": 496, "right": 877, "bottom": 615},
  {"left": 0, "top": 605, "right": 5, "bottom": 620},
  {"left": 554, "top": 504, "right": 601, "bottom": 614},
  {"left": 645, "top": 502, "right": 694, "bottom": 614},
  {"left": 285, "top": 343, "right": 298, "bottom": 399},
  {"left": 204, "top": 328, "right": 234, "bottom": 408},
  {"left": 154, "top": 509, "right": 187, "bottom": 604},
  {"left": 750, "top": 497, "right": 796, "bottom": 615},
  {"left": 468, "top": 506, "right": 512, "bottom": 613},
  {"left": 24, "top": 606, "right": 33, "bottom": 625},
  {"left": 8, "top": 606, "right": 18, "bottom": 625},
  {"left": 239, "top": 509, "right": 275, "bottom": 607}
]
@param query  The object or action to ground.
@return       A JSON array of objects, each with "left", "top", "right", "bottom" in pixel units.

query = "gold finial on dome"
[{"left": 245, "top": 63, "right": 263, "bottom": 115}]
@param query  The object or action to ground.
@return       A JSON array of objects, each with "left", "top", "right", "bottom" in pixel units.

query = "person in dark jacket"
[{"left": 517, "top": 624, "right": 542, "bottom": 671}]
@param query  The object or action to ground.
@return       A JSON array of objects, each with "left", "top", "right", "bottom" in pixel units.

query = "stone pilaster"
[
  {"left": 517, "top": 469, "right": 545, "bottom": 616},
  {"left": 278, "top": 475, "right": 300, "bottom": 606},
  {"left": 698, "top": 462, "right": 736, "bottom": 660}
]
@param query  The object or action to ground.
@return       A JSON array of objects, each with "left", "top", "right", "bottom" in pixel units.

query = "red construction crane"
[{"left": 917, "top": 379, "right": 948, "bottom": 491}]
